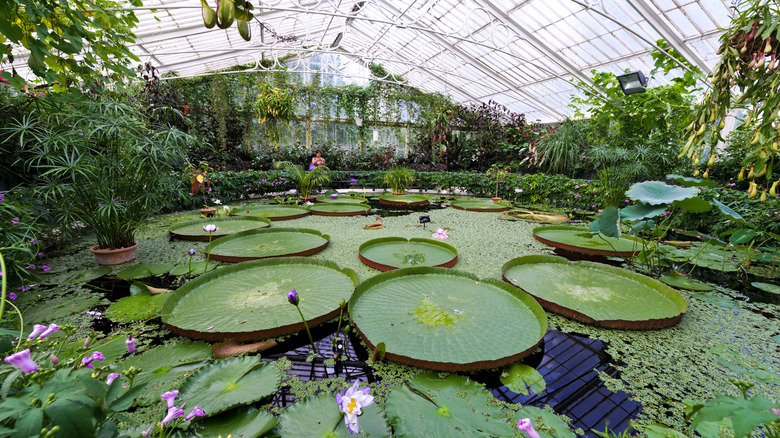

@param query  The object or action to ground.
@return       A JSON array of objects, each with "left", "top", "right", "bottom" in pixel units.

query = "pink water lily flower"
[
  {"left": 4, "top": 349, "right": 38, "bottom": 373},
  {"left": 517, "top": 418, "right": 541, "bottom": 438},
  {"left": 202, "top": 224, "right": 218, "bottom": 233},
  {"left": 336, "top": 379, "right": 375, "bottom": 434},
  {"left": 432, "top": 228, "right": 449, "bottom": 239}
]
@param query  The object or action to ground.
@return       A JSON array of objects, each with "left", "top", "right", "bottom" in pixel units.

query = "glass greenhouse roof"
[{"left": 14, "top": 0, "right": 736, "bottom": 122}]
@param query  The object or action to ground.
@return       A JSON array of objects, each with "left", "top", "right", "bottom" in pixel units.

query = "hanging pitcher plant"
[
  {"left": 201, "top": 0, "right": 254, "bottom": 41},
  {"left": 685, "top": 0, "right": 779, "bottom": 200}
]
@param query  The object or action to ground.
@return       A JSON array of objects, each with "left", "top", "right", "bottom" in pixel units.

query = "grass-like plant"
[
  {"left": 383, "top": 165, "right": 415, "bottom": 194},
  {"left": 535, "top": 118, "right": 590, "bottom": 176},
  {"left": 274, "top": 160, "right": 331, "bottom": 199}
]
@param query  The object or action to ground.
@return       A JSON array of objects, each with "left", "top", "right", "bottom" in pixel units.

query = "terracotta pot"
[
  {"left": 90, "top": 243, "right": 138, "bottom": 266},
  {"left": 200, "top": 208, "right": 216, "bottom": 217},
  {"left": 391, "top": 192, "right": 406, "bottom": 196},
  {"left": 300, "top": 195, "right": 316, "bottom": 202},
  {"left": 491, "top": 197, "right": 503, "bottom": 202}
]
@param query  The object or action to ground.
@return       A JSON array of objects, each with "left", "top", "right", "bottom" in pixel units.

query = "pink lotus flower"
[
  {"left": 432, "top": 228, "right": 449, "bottom": 239},
  {"left": 517, "top": 418, "right": 541, "bottom": 438},
  {"left": 4, "top": 349, "right": 38, "bottom": 373}
]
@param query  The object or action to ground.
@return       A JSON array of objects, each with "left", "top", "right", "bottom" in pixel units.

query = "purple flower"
[
  {"left": 337, "top": 379, "right": 375, "bottom": 434},
  {"left": 50, "top": 354, "right": 59, "bottom": 365},
  {"left": 84, "top": 336, "right": 90, "bottom": 348},
  {"left": 38, "top": 253, "right": 44, "bottom": 258},
  {"left": 39, "top": 323, "right": 60, "bottom": 339},
  {"left": 4, "top": 349, "right": 38, "bottom": 373},
  {"left": 517, "top": 418, "right": 541, "bottom": 438},
  {"left": 161, "top": 407, "right": 185, "bottom": 426},
  {"left": 203, "top": 224, "right": 218, "bottom": 233},
  {"left": 185, "top": 406, "right": 205, "bottom": 421},
  {"left": 126, "top": 336, "right": 136, "bottom": 354},
  {"left": 161, "top": 390, "right": 179, "bottom": 409},
  {"left": 331, "top": 193, "right": 339, "bottom": 199},
  {"left": 11, "top": 217, "right": 19, "bottom": 226},
  {"left": 91, "top": 351, "right": 104, "bottom": 361},
  {"left": 287, "top": 289, "right": 299, "bottom": 306},
  {"left": 349, "top": 179, "right": 357, "bottom": 185},
  {"left": 28, "top": 324, "right": 47, "bottom": 339},
  {"left": 189, "top": 248, "right": 196, "bottom": 256},
  {"left": 7, "top": 292, "right": 16, "bottom": 300},
  {"left": 25, "top": 265, "right": 35, "bottom": 270},
  {"left": 41, "top": 266, "right": 50, "bottom": 272},
  {"left": 106, "top": 373, "right": 120, "bottom": 385}
]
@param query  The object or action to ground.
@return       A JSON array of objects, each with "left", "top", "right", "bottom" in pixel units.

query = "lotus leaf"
[
  {"left": 359, "top": 237, "right": 458, "bottom": 271},
  {"left": 385, "top": 373, "right": 516, "bottom": 437},
  {"left": 729, "top": 229, "right": 757, "bottom": 245},
  {"left": 666, "top": 174, "right": 717, "bottom": 188},
  {"left": 590, "top": 206, "right": 621, "bottom": 238},
  {"left": 116, "top": 263, "right": 174, "bottom": 280},
  {"left": 659, "top": 275, "right": 714, "bottom": 292},
  {"left": 277, "top": 395, "right": 391, "bottom": 438},
  {"left": 620, "top": 202, "right": 667, "bottom": 221},
  {"left": 178, "top": 357, "right": 281, "bottom": 416},
  {"left": 626, "top": 181, "right": 699, "bottom": 205},
  {"left": 711, "top": 199, "right": 746, "bottom": 223},
  {"left": 244, "top": 205, "right": 310, "bottom": 220},
  {"left": 112, "top": 342, "right": 212, "bottom": 406},
  {"left": 206, "top": 228, "right": 330, "bottom": 262},
  {"left": 349, "top": 267, "right": 546, "bottom": 371},
  {"left": 169, "top": 216, "right": 271, "bottom": 240},
  {"left": 533, "top": 225, "right": 642, "bottom": 257},
  {"left": 308, "top": 202, "right": 371, "bottom": 216},
  {"left": 503, "top": 255, "right": 687, "bottom": 329},
  {"left": 672, "top": 196, "right": 712, "bottom": 213},
  {"left": 451, "top": 199, "right": 510, "bottom": 211},
  {"left": 162, "top": 258, "right": 357, "bottom": 340}
]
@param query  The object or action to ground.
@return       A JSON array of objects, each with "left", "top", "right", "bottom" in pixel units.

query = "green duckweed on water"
[{"left": 32, "top": 202, "right": 780, "bottom": 434}]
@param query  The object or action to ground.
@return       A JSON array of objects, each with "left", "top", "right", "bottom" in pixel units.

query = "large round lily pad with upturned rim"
[
  {"left": 243, "top": 205, "right": 310, "bottom": 221},
  {"left": 451, "top": 199, "right": 510, "bottom": 212},
  {"left": 533, "top": 225, "right": 643, "bottom": 257},
  {"left": 348, "top": 267, "right": 547, "bottom": 371},
  {"left": 315, "top": 195, "right": 368, "bottom": 204},
  {"left": 502, "top": 255, "right": 687, "bottom": 329},
  {"left": 378, "top": 194, "right": 429, "bottom": 208},
  {"left": 308, "top": 202, "right": 371, "bottom": 216},
  {"left": 206, "top": 228, "right": 330, "bottom": 263},
  {"left": 169, "top": 216, "right": 271, "bottom": 241},
  {"left": 161, "top": 257, "right": 358, "bottom": 341},
  {"left": 358, "top": 237, "right": 458, "bottom": 271}
]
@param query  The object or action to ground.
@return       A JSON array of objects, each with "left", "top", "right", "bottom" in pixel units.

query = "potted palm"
[
  {"left": 383, "top": 165, "right": 415, "bottom": 195},
  {"left": 7, "top": 99, "right": 194, "bottom": 265},
  {"left": 274, "top": 160, "right": 331, "bottom": 201}
]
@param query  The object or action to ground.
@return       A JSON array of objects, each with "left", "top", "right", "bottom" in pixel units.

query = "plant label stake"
[{"left": 419, "top": 215, "right": 431, "bottom": 229}]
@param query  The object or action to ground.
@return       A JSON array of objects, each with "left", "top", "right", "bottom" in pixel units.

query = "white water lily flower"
[{"left": 336, "top": 379, "right": 375, "bottom": 434}]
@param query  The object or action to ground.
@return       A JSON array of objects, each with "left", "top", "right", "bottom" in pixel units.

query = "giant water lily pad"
[
  {"left": 178, "top": 356, "right": 281, "bottom": 416},
  {"left": 277, "top": 395, "right": 391, "bottom": 438},
  {"left": 348, "top": 267, "right": 546, "bottom": 371},
  {"left": 502, "top": 255, "right": 687, "bottom": 329},
  {"left": 169, "top": 216, "right": 271, "bottom": 241},
  {"left": 315, "top": 195, "right": 368, "bottom": 203},
  {"left": 112, "top": 342, "right": 212, "bottom": 406},
  {"left": 162, "top": 258, "right": 358, "bottom": 341},
  {"left": 385, "top": 373, "right": 517, "bottom": 437},
  {"left": 451, "top": 199, "right": 510, "bottom": 212},
  {"left": 206, "top": 228, "right": 330, "bottom": 263},
  {"left": 244, "top": 205, "right": 310, "bottom": 220},
  {"left": 378, "top": 194, "right": 429, "bottom": 208},
  {"left": 359, "top": 237, "right": 458, "bottom": 271},
  {"left": 533, "top": 225, "right": 643, "bottom": 257},
  {"left": 308, "top": 202, "right": 371, "bottom": 216}
]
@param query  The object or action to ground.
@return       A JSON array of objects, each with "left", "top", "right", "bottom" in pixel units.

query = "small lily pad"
[
  {"left": 277, "top": 395, "right": 391, "bottom": 438},
  {"left": 60, "top": 267, "right": 113, "bottom": 284},
  {"left": 500, "top": 363, "right": 546, "bottom": 395},
  {"left": 752, "top": 282, "right": 780, "bottom": 295},
  {"left": 659, "top": 275, "right": 713, "bottom": 292},
  {"left": 690, "top": 293, "right": 741, "bottom": 309},
  {"left": 105, "top": 288, "right": 170, "bottom": 322}
]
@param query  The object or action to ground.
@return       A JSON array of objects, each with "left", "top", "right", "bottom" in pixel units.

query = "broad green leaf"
[
  {"left": 162, "top": 258, "right": 357, "bottom": 340},
  {"left": 690, "top": 293, "right": 740, "bottom": 309},
  {"left": 752, "top": 282, "right": 780, "bottom": 295},
  {"left": 711, "top": 199, "right": 747, "bottom": 224},
  {"left": 169, "top": 216, "right": 271, "bottom": 240},
  {"left": 515, "top": 406, "right": 575, "bottom": 438},
  {"left": 277, "top": 395, "right": 391, "bottom": 438},
  {"left": 658, "top": 275, "right": 713, "bottom": 292},
  {"left": 349, "top": 267, "right": 546, "bottom": 371},
  {"left": 105, "top": 289, "right": 169, "bottom": 322},
  {"left": 112, "top": 342, "right": 212, "bottom": 406},
  {"left": 18, "top": 294, "right": 100, "bottom": 325},
  {"left": 666, "top": 174, "right": 717, "bottom": 188},
  {"left": 729, "top": 229, "right": 757, "bottom": 245},
  {"left": 672, "top": 196, "right": 712, "bottom": 213},
  {"left": 385, "top": 373, "right": 516, "bottom": 437},
  {"left": 500, "top": 363, "right": 546, "bottom": 395},
  {"left": 690, "top": 395, "right": 778, "bottom": 438},
  {"left": 503, "top": 255, "right": 686, "bottom": 329},
  {"left": 129, "top": 406, "right": 278, "bottom": 438},
  {"left": 594, "top": 206, "right": 620, "bottom": 239},
  {"left": 626, "top": 181, "right": 699, "bottom": 205},
  {"left": 206, "top": 228, "right": 330, "bottom": 261},
  {"left": 620, "top": 202, "right": 667, "bottom": 221},
  {"left": 641, "top": 423, "right": 690, "bottom": 438},
  {"left": 309, "top": 203, "right": 371, "bottom": 215},
  {"left": 178, "top": 357, "right": 281, "bottom": 416}
]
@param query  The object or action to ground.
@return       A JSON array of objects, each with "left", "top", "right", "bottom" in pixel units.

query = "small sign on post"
[{"left": 419, "top": 215, "right": 431, "bottom": 229}]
